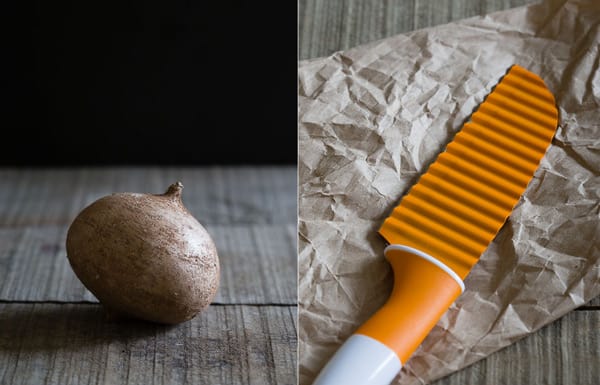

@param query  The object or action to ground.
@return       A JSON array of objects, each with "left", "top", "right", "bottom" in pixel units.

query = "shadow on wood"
[
  {"left": 0, "top": 303, "right": 297, "bottom": 384},
  {"left": 0, "top": 303, "right": 169, "bottom": 353}
]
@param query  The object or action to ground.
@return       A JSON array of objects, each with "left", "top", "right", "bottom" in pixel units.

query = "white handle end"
[{"left": 313, "top": 334, "right": 401, "bottom": 385}]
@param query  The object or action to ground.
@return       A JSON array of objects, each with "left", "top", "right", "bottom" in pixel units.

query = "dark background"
[{"left": 1, "top": 2, "right": 297, "bottom": 165}]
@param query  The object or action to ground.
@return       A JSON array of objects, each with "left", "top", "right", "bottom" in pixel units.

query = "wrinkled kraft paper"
[{"left": 298, "top": 0, "right": 600, "bottom": 384}]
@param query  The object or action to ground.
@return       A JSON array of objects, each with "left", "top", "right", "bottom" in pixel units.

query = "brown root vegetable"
[{"left": 66, "top": 182, "right": 219, "bottom": 324}]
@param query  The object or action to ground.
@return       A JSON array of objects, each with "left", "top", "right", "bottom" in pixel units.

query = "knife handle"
[{"left": 313, "top": 245, "right": 464, "bottom": 385}]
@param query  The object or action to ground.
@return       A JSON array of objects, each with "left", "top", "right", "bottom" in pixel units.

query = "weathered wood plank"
[
  {"left": 0, "top": 167, "right": 296, "bottom": 227},
  {"left": 429, "top": 310, "right": 600, "bottom": 385},
  {"left": 298, "top": 0, "right": 539, "bottom": 60},
  {"left": 210, "top": 224, "right": 297, "bottom": 304},
  {"left": 0, "top": 303, "right": 297, "bottom": 385},
  {"left": 0, "top": 225, "right": 296, "bottom": 304}
]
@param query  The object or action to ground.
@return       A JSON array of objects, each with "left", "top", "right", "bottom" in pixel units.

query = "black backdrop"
[{"left": 1, "top": 2, "right": 297, "bottom": 165}]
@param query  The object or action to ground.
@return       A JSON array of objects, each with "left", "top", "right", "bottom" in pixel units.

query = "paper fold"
[{"left": 298, "top": 1, "right": 600, "bottom": 383}]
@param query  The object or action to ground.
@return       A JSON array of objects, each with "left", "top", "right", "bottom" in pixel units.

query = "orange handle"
[{"left": 356, "top": 246, "right": 463, "bottom": 364}]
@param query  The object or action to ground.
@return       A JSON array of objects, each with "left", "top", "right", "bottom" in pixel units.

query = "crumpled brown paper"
[{"left": 298, "top": 0, "right": 600, "bottom": 384}]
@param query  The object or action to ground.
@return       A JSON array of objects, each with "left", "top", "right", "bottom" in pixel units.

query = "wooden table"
[
  {"left": 299, "top": 0, "right": 541, "bottom": 60},
  {"left": 299, "top": 1, "right": 600, "bottom": 384},
  {"left": 0, "top": 167, "right": 297, "bottom": 385}
]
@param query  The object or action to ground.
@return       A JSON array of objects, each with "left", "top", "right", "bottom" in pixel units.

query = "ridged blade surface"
[{"left": 379, "top": 65, "right": 558, "bottom": 279}]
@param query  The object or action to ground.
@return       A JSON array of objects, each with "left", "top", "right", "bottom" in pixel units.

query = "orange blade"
[{"left": 379, "top": 65, "right": 558, "bottom": 279}]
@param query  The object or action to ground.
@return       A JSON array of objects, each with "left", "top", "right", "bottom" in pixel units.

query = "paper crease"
[{"left": 298, "top": 0, "right": 600, "bottom": 383}]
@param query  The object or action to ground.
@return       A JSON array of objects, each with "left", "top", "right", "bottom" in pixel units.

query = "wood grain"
[
  {"left": 0, "top": 167, "right": 296, "bottom": 227},
  {"left": 298, "top": 0, "right": 539, "bottom": 60},
  {"left": 0, "top": 303, "right": 297, "bottom": 385},
  {"left": 0, "top": 167, "right": 297, "bottom": 385},
  {"left": 430, "top": 310, "right": 600, "bottom": 385},
  {"left": 0, "top": 224, "right": 297, "bottom": 304}
]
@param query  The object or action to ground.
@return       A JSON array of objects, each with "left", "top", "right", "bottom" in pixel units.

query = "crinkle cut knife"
[{"left": 313, "top": 65, "right": 558, "bottom": 385}]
